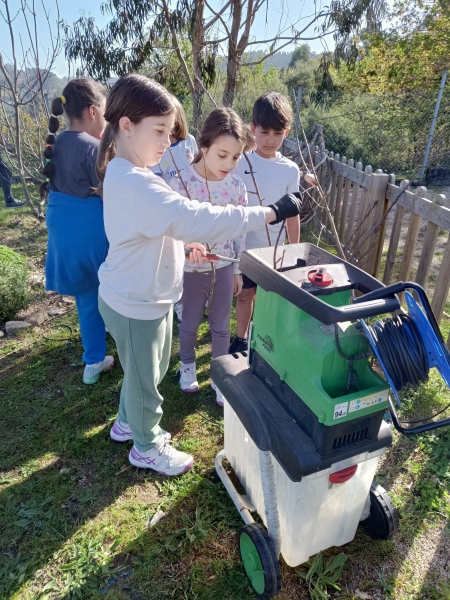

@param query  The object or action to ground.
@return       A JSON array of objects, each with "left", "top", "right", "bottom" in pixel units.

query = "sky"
[{"left": 0, "top": 0, "right": 335, "bottom": 77}]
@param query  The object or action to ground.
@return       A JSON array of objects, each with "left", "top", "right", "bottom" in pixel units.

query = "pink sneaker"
[
  {"left": 129, "top": 441, "right": 194, "bottom": 476},
  {"left": 110, "top": 419, "right": 171, "bottom": 443}
]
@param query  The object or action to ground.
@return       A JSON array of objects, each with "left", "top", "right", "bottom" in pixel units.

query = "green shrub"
[{"left": 0, "top": 245, "right": 30, "bottom": 321}]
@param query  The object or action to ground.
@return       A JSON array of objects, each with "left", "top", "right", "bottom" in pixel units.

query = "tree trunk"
[
  {"left": 222, "top": 0, "right": 242, "bottom": 107},
  {"left": 13, "top": 103, "right": 42, "bottom": 219},
  {"left": 222, "top": 0, "right": 256, "bottom": 108},
  {"left": 192, "top": 0, "right": 206, "bottom": 133}
]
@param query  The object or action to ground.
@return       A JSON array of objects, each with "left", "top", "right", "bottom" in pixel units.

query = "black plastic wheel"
[
  {"left": 238, "top": 523, "right": 282, "bottom": 599},
  {"left": 359, "top": 481, "right": 399, "bottom": 540}
]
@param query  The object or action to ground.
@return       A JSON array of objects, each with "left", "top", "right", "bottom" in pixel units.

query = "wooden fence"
[{"left": 283, "top": 139, "right": 450, "bottom": 338}]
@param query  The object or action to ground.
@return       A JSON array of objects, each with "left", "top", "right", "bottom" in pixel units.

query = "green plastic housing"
[{"left": 250, "top": 287, "right": 389, "bottom": 427}]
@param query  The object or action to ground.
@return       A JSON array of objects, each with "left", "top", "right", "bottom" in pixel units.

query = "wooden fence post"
[
  {"left": 338, "top": 158, "right": 353, "bottom": 241},
  {"left": 372, "top": 173, "right": 395, "bottom": 279},
  {"left": 345, "top": 162, "right": 363, "bottom": 245},
  {"left": 398, "top": 186, "right": 426, "bottom": 284},
  {"left": 415, "top": 193, "right": 447, "bottom": 289},
  {"left": 334, "top": 156, "right": 346, "bottom": 230},
  {"left": 431, "top": 230, "right": 450, "bottom": 323},
  {"left": 328, "top": 154, "right": 339, "bottom": 229},
  {"left": 324, "top": 152, "right": 334, "bottom": 226},
  {"left": 383, "top": 180, "right": 409, "bottom": 285},
  {"left": 359, "top": 170, "right": 389, "bottom": 274}
]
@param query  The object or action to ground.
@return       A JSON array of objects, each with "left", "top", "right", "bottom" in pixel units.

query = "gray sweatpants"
[{"left": 179, "top": 264, "right": 233, "bottom": 364}]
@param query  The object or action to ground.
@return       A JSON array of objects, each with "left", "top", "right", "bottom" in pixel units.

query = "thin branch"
[
  {"left": 205, "top": 0, "right": 232, "bottom": 38},
  {"left": 203, "top": 0, "right": 233, "bottom": 31},
  {"left": 243, "top": 31, "right": 337, "bottom": 66},
  {"left": 295, "top": 111, "right": 345, "bottom": 259}
]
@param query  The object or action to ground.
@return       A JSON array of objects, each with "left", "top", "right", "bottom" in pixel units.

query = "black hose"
[{"left": 367, "top": 314, "right": 429, "bottom": 391}]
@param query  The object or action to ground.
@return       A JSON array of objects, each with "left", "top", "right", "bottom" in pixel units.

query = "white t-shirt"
[
  {"left": 98, "top": 157, "right": 267, "bottom": 320},
  {"left": 151, "top": 134, "right": 198, "bottom": 183},
  {"left": 234, "top": 151, "right": 300, "bottom": 250}
]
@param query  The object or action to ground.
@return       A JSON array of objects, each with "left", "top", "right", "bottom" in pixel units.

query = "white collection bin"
[{"left": 224, "top": 400, "right": 386, "bottom": 567}]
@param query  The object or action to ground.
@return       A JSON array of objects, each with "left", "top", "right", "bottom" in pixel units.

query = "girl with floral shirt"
[{"left": 169, "top": 107, "right": 248, "bottom": 406}]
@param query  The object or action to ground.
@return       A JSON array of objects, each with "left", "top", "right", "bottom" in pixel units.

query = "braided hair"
[{"left": 40, "top": 78, "right": 106, "bottom": 200}]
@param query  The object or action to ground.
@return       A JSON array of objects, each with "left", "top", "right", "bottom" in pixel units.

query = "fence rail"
[{"left": 284, "top": 142, "right": 450, "bottom": 345}]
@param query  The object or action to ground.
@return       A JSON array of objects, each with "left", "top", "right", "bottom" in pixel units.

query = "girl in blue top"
[{"left": 41, "top": 78, "right": 114, "bottom": 384}]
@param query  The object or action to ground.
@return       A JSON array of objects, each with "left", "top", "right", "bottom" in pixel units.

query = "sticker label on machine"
[
  {"left": 349, "top": 390, "right": 389, "bottom": 413},
  {"left": 333, "top": 402, "right": 348, "bottom": 420}
]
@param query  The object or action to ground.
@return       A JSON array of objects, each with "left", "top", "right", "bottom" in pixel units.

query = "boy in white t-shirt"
[{"left": 230, "top": 92, "right": 317, "bottom": 353}]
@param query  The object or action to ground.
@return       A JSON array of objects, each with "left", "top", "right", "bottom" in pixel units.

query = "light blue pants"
[{"left": 75, "top": 286, "right": 107, "bottom": 365}]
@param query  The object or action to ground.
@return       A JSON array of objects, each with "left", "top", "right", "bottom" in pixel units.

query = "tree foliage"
[
  {"left": 333, "top": 0, "right": 450, "bottom": 93},
  {"left": 289, "top": 44, "right": 311, "bottom": 68}
]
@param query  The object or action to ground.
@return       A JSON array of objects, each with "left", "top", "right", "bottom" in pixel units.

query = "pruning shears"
[{"left": 184, "top": 247, "right": 240, "bottom": 264}]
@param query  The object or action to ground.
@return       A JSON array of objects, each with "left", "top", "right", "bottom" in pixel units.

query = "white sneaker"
[
  {"left": 83, "top": 355, "right": 114, "bottom": 384},
  {"left": 179, "top": 362, "right": 199, "bottom": 393},
  {"left": 129, "top": 440, "right": 194, "bottom": 476},
  {"left": 110, "top": 419, "right": 171, "bottom": 443},
  {"left": 175, "top": 301, "right": 183, "bottom": 322},
  {"left": 211, "top": 381, "right": 225, "bottom": 407}
]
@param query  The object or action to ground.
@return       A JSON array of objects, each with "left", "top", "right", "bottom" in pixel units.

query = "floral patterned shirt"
[{"left": 169, "top": 164, "right": 248, "bottom": 274}]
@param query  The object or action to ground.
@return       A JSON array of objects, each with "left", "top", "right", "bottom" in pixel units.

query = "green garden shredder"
[{"left": 211, "top": 242, "right": 450, "bottom": 599}]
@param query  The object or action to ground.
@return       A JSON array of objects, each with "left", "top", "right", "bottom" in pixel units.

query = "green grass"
[{"left": 1, "top": 196, "right": 450, "bottom": 599}]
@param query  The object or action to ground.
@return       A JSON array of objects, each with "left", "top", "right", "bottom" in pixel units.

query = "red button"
[{"left": 307, "top": 268, "right": 333, "bottom": 287}]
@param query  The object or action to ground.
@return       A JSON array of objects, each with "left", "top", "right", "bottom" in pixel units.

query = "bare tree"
[{"left": 0, "top": 0, "right": 61, "bottom": 219}]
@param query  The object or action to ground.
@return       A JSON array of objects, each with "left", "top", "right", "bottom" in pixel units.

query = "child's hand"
[
  {"left": 233, "top": 274, "right": 243, "bottom": 296},
  {"left": 185, "top": 243, "right": 209, "bottom": 264},
  {"left": 304, "top": 173, "right": 318, "bottom": 187}
]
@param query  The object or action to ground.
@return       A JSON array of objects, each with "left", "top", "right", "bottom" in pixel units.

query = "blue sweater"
[{"left": 45, "top": 191, "right": 108, "bottom": 296}]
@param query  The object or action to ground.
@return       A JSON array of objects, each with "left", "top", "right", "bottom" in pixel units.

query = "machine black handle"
[
  {"left": 353, "top": 282, "right": 405, "bottom": 304},
  {"left": 329, "top": 296, "right": 401, "bottom": 322}
]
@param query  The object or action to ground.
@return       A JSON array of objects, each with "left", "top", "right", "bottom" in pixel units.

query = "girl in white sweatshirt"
[{"left": 96, "top": 73, "right": 303, "bottom": 476}]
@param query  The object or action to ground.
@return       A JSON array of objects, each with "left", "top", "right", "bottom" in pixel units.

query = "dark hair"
[
  {"left": 252, "top": 92, "right": 293, "bottom": 132},
  {"left": 192, "top": 107, "right": 247, "bottom": 164},
  {"left": 39, "top": 78, "right": 106, "bottom": 199},
  {"left": 96, "top": 73, "right": 175, "bottom": 196},
  {"left": 171, "top": 96, "right": 189, "bottom": 142}
]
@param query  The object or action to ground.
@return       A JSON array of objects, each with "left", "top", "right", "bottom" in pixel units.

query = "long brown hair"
[
  {"left": 39, "top": 78, "right": 106, "bottom": 199},
  {"left": 192, "top": 107, "right": 247, "bottom": 164},
  {"left": 171, "top": 96, "right": 189, "bottom": 142},
  {"left": 96, "top": 73, "right": 175, "bottom": 196}
]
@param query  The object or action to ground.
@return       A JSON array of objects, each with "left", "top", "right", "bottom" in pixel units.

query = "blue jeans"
[
  {"left": 0, "top": 156, "right": 13, "bottom": 203},
  {"left": 75, "top": 286, "right": 106, "bottom": 365}
]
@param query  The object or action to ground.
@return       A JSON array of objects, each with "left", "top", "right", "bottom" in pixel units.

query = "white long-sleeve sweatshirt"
[{"left": 98, "top": 157, "right": 267, "bottom": 320}]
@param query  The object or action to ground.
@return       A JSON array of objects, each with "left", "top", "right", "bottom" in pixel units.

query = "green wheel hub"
[
  {"left": 240, "top": 532, "right": 265, "bottom": 594},
  {"left": 238, "top": 523, "right": 281, "bottom": 599}
]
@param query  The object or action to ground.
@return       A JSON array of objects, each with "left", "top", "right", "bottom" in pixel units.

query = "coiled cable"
[{"left": 367, "top": 313, "right": 429, "bottom": 391}]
